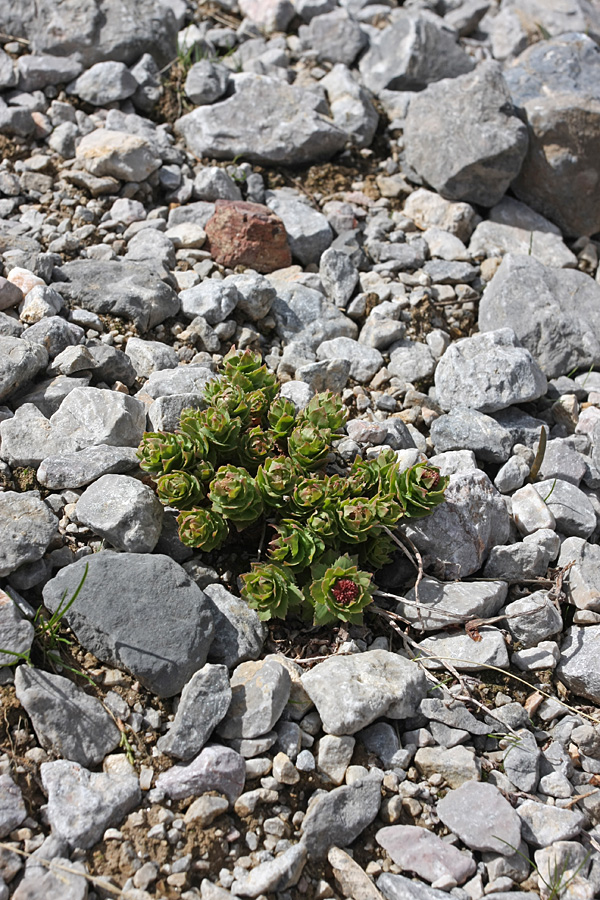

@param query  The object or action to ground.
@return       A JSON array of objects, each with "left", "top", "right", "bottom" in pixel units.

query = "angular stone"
[
  {"left": 478, "top": 254, "right": 600, "bottom": 379},
  {"left": 317, "top": 337, "right": 383, "bottom": 384},
  {"left": 0, "top": 335, "right": 48, "bottom": 402},
  {"left": 414, "top": 746, "right": 481, "bottom": 788},
  {"left": 417, "top": 627, "right": 510, "bottom": 671},
  {"left": 0, "top": 404, "right": 79, "bottom": 467},
  {"left": 0, "top": 774, "right": 26, "bottom": 839},
  {"left": 42, "top": 552, "right": 215, "bottom": 698},
  {"left": 532, "top": 480, "right": 596, "bottom": 539},
  {"left": 15, "top": 666, "right": 120, "bottom": 767},
  {"left": 50, "top": 387, "right": 145, "bottom": 449},
  {"left": 156, "top": 744, "right": 245, "bottom": 803},
  {"left": 0, "top": 491, "right": 57, "bottom": 578},
  {"left": 232, "top": 842, "right": 307, "bottom": 897},
  {"left": 328, "top": 846, "right": 387, "bottom": 900},
  {"left": 558, "top": 537, "right": 600, "bottom": 611},
  {"left": 557, "top": 625, "right": 600, "bottom": 704},
  {"left": 317, "top": 734, "right": 355, "bottom": 785},
  {"left": 437, "top": 782, "right": 522, "bottom": 854},
  {"left": 266, "top": 189, "right": 333, "bottom": 266},
  {"left": 124, "top": 336, "right": 178, "bottom": 379},
  {"left": 178, "top": 280, "right": 240, "bottom": 324},
  {"left": 76, "top": 129, "right": 161, "bottom": 182},
  {"left": 377, "top": 873, "right": 462, "bottom": 900},
  {"left": 502, "top": 729, "right": 540, "bottom": 792},
  {"left": 388, "top": 339, "right": 436, "bottom": 383},
  {"left": 505, "top": 591, "right": 563, "bottom": 648},
  {"left": 204, "top": 583, "right": 266, "bottom": 670},
  {"left": 175, "top": 73, "right": 346, "bottom": 166},
  {"left": 75, "top": 474, "right": 163, "bottom": 553},
  {"left": 37, "top": 444, "right": 139, "bottom": 490},
  {"left": 405, "top": 471, "right": 510, "bottom": 579},
  {"left": 217, "top": 659, "right": 291, "bottom": 740},
  {"left": 41, "top": 759, "right": 141, "bottom": 849},
  {"left": 12, "top": 857, "right": 88, "bottom": 900},
  {"left": 0, "top": 591, "right": 34, "bottom": 669},
  {"left": 403, "top": 189, "right": 477, "bottom": 243},
  {"left": 69, "top": 61, "right": 137, "bottom": 105},
  {"left": 271, "top": 283, "right": 357, "bottom": 351},
  {"left": 321, "top": 63, "right": 378, "bottom": 149},
  {"left": 482, "top": 542, "right": 548, "bottom": 582},
  {"left": 301, "top": 650, "right": 427, "bottom": 736},
  {"left": 435, "top": 328, "right": 547, "bottom": 413},
  {"left": 431, "top": 408, "right": 513, "bottom": 463},
  {"left": 299, "top": 9, "right": 366, "bottom": 66},
  {"left": 420, "top": 699, "right": 491, "bottom": 736},
  {"left": 204, "top": 200, "right": 291, "bottom": 274},
  {"left": 141, "top": 365, "right": 213, "bottom": 399},
  {"left": 185, "top": 59, "right": 230, "bottom": 106},
  {"left": 404, "top": 61, "right": 528, "bottom": 207},
  {"left": 511, "top": 484, "right": 556, "bottom": 535},
  {"left": 157, "top": 664, "right": 232, "bottom": 760},
  {"left": 376, "top": 825, "right": 476, "bottom": 885},
  {"left": 397, "top": 577, "right": 507, "bottom": 632},
  {"left": 301, "top": 775, "right": 382, "bottom": 859},
  {"left": 517, "top": 799, "right": 585, "bottom": 847}
]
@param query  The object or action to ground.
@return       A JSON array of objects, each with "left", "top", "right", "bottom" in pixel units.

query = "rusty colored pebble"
[{"left": 205, "top": 199, "right": 292, "bottom": 274}]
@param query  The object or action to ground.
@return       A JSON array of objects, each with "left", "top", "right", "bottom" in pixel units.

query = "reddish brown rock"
[{"left": 204, "top": 200, "right": 291, "bottom": 274}]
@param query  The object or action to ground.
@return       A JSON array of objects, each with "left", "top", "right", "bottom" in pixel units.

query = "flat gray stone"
[
  {"left": 141, "top": 364, "right": 214, "bottom": 399},
  {"left": 0, "top": 491, "right": 57, "bottom": 578},
  {"left": 124, "top": 336, "right": 179, "bottom": 379},
  {"left": 50, "top": 387, "right": 146, "bottom": 450},
  {"left": 14, "top": 666, "right": 120, "bottom": 767},
  {"left": 558, "top": 537, "right": 600, "bottom": 611},
  {"left": 388, "top": 339, "right": 436, "bottom": 383},
  {"left": 301, "top": 650, "right": 427, "bottom": 736},
  {"left": 478, "top": 254, "right": 600, "bottom": 379},
  {"left": 430, "top": 407, "right": 513, "bottom": 463},
  {"left": 12, "top": 857, "right": 88, "bottom": 900},
  {"left": 414, "top": 745, "right": 481, "bottom": 787},
  {"left": 502, "top": 728, "right": 540, "bottom": 792},
  {"left": 204, "top": 583, "right": 266, "bottom": 670},
  {"left": 482, "top": 542, "right": 548, "bottom": 582},
  {"left": 75, "top": 474, "right": 163, "bottom": 553},
  {"left": 69, "top": 61, "right": 137, "bottom": 105},
  {"left": 299, "top": 8, "right": 366, "bottom": 66},
  {"left": 179, "top": 280, "right": 240, "bottom": 324},
  {"left": 13, "top": 374, "right": 91, "bottom": 417},
  {"left": 437, "top": 782, "right": 522, "bottom": 854},
  {"left": 420, "top": 698, "right": 490, "bottom": 735},
  {"left": 42, "top": 552, "right": 215, "bottom": 698},
  {"left": 0, "top": 404, "right": 78, "bottom": 468},
  {"left": 504, "top": 591, "right": 563, "bottom": 648},
  {"left": 41, "top": 760, "right": 141, "bottom": 850},
  {"left": 301, "top": 775, "right": 382, "bottom": 859},
  {"left": 532, "top": 479, "right": 596, "bottom": 539},
  {"left": 156, "top": 744, "right": 246, "bottom": 803},
  {"left": 217, "top": 659, "right": 291, "bottom": 740},
  {"left": 517, "top": 799, "right": 585, "bottom": 847},
  {"left": 0, "top": 774, "right": 26, "bottom": 839},
  {"left": 185, "top": 59, "right": 230, "bottom": 106},
  {"left": 37, "top": 444, "right": 139, "bottom": 490},
  {"left": 0, "top": 335, "right": 48, "bottom": 402},
  {"left": 175, "top": 73, "right": 346, "bottom": 166},
  {"left": 417, "top": 627, "right": 510, "bottom": 671},
  {"left": 271, "top": 283, "right": 357, "bottom": 351},
  {"left": 157, "top": 664, "right": 231, "bottom": 760},
  {"left": 404, "top": 471, "right": 510, "bottom": 579},
  {"left": 397, "top": 577, "right": 508, "bottom": 632},
  {"left": 378, "top": 873, "right": 463, "bottom": 900},
  {"left": 317, "top": 337, "right": 383, "bottom": 384},
  {"left": 557, "top": 625, "right": 600, "bottom": 704},
  {"left": 435, "top": 328, "right": 547, "bottom": 413},
  {"left": 266, "top": 189, "right": 333, "bottom": 266},
  {"left": 376, "top": 825, "right": 476, "bottom": 885},
  {"left": 232, "top": 842, "right": 307, "bottom": 897},
  {"left": 321, "top": 63, "right": 378, "bottom": 149}
]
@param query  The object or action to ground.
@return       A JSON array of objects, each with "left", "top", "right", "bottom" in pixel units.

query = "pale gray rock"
[
  {"left": 427, "top": 449, "right": 478, "bottom": 475},
  {"left": 21, "top": 317, "right": 84, "bottom": 360},
  {"left": 532, "top": 479, "right": 596, "bottom": 538},
  {"left": 0, "top": 591, "right": 34, "bottom": 668},
  {"left": 558, "top": 537, "right": 600, "bottom": 611},
  {"left": 359, "top": 11, "right": 474, "bottom": 95},
  {"left": 0, "top": 49, "right": 16, "bottom": 90},
  {"left": 513, "top": 643, "right": 559, "bottom": 675},
  {"left": 271, "top": 283, "right": 357, "bottom": 351},
  {"left": 301, "top": 650, "right": 427, "bottom": 736},
  {"left": 227, "top": 272, "right": 276, "bottom": 321},
  {"left": 397, "top": 577, "right": 507, "bottom": 632},
  {"left": 299, "top": 9, "right": 366, "bottom": 66},
  {"left": 0, "top": 774, "right": 26, "bottom": 839},
  {"left": 506, "top": 33, "right": 600, "bottom": 237},
  {"left": 68, "top": 61, "right": 137, "bottom": 105},
  {"left": 403, "top": 189, "right": 478, "bottom": 242},
  {"left": 0, "top": 492, "right": 57, "bottom": 578},
  {"left": 204, "top": 583, "right": 266, "bottom": 669},
  {"left": 478, "top": 254, "right": 600, "bottom": 378},
  {"left": 494, "top": 455, "right": 531, "bottom": 493},
  {"left": 75, "top": 474, "right": 163, "bottom": 553},
  {"left": 217, "top": 659, "right": 291, "bottom": 740},
  {"left": 156, "top": 744, "right": 245, "bottom": 803},
  {"left": 17, "top": 52, "right": 82, "bottom": 92},
  {"left": 469, "top": 197, "right": 577, "bottom": 268},
  {"left": 157, "top": 664, "right": 232, "bottom": 759},
  {"left": 76, "top": 129, "right": 161, "bottom": 183},
  {"left": 437, "top": 782, "right": 522, "bottom": 854},
  {"left": 538, "top": 439, "right": 586, "bottom": 486},
  {"left": 376, "top": 825, "right": 476, "bottom": 885},
  {"left": 50, "top": 387, "right": 146, "bottom": 449},
  {"left": 124, "top": 229, "right": 176, "bottom": 271},
  {"left": 232, "top": 842, "right": 307, "bottom": 897},
  {"left": 148, "top": 394, "right": 205, "bottom": 432},
  {"left": 388, "top": 339, "right": 436, "bottom": 383},
  {"left": 317, "top": 734, "right": 355, "bottom": 785},
  {"left": 0, "top": 404, "right": 79, "bottom": 467},
  {"left": 557, "top": 625, "right": 600, "bottom": 703},
  {"left": 435, "top": 328, "right": 547, "bottom": 412},
  {"left": 431, "top": 407, "right": 513, "bottom": 463},
  {"left": 58, "top": 259, "right": 179, "bottom": 332},
  {"left": 405, "top": 471, "right": 510, "bottom": 579},
  {"left": 319, "top": 247, "right": 359, "bottom": 308},
  {"left": 517, "top": 799, "right": 585, "bottom": 847},
  {"left": 404, "top": 61, "right": 528, "bottom": 207},
  {"left": 41, "top": 759, "right": 141, "bottom": 849},
  {"left": 266, "top": 189, "right": 333, "bottom": 266},
  {"left": 141, "top": 364, "right": 214, "bottom": 399},
  {"left": 482, "top": 542, "right": 548, "bottom": 582},
  {"left": 42, "top": 552, "right": 215, "bottom": 698},
  {"left": 417, "top": 627, "right": 510, "bottom": 671},
  {"left": 504, "top": 591, "right": 563, "bottom": 648},
  {"left": 317, "top": 337, "right": 383, "bottom": 384},
  {"left": 0, "top": 335, "right": 48, "bottom": 402},
  {"left": 301, "top": 775, "right": 382, "bottom": 859},
  {"left": 194, "top": 166, "right": 242, "bottom": 203},
  {"left": 360, "top": 315, "right": 406, "bottom": 351},
  {"left": 414, "top": 745, "right": 481, "bottom": 787},
  {"left": 175, "top": 73, "right": 346, "bottom": 166},
  {"left": 179, "top": 280, "right": 240, "bottom": 324},
  {"left": 130, "top": 52, "right": 162, "bottom": 112},
  {"left": 511, "top": 483, "right": 556, "bottom": 535},
  {"left": 502, "top": 728, "right": 540, "bottom": 792},
  {"left": 14, "top": 666, "right": 120, "bottom": 766},
  {"left": 378, "top": 873, "right": 465, "bottom": 900},
  {"left": 420, "top": 698, "right": 491, "bottom": 735},
  {"left": 124, "top": 336, "right": 178, "bottom": 378},
  {"left": 12, "top": 857, "right": 88, "bottom": 900},
  {"left": 37, "top": 445, "right": 139, "bottom": 490},
  {"left": 321, "top": 63, "right": 378, "bottom": 149},
  {"left": 185, "top": 59, "right": 230, "bottom": 105}
]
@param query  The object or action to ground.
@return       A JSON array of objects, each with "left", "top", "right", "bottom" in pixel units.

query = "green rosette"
[
  {"left": 208, "top": 464, "right": 264, "bottom": 529},
  {"left": 307, "top": 508, "right": 339, "bottom": 545},
  {"left": 268, "top": 395, "right": 296, "bottom": 441},
  {"left": 237, "top": 426, "right": 271, "bottom": 472},
  {"left": 336, "top": 497, "right": 379, "bottom": 544},
  {"left": 204, "top": 382, "right": 250, "bottom": 424},
  {"left": 289, "top": 477, "right": 329, "bottom": 517},
  {"left": 267, "top": 519, "right": 324, "bottom": 572},
  {"left": 390, "top": 462, "right": 449, "bottom": 518},
  {"left": 288, "top": 422, "right": 332, "bottom": 471},
  {"left": 301, "top": 391, "right": 347, "bottom": 431},
  {"left": 177, "top": 507, "right": 229, "bottom": 551},
  {"left": 222, "top": 347, "right": 279, "bottom": 401},
  {"left": 358, "top": 532, "right": 397, "bottom": 569},
  {"left": 325, "top": 474, "right": 349, "bottom": 501},
  {"left": 245, "top": 389, "right": 270, "bottom": 423},
  {"left": 255, "top": 457, "right": 299, "bottom": 507},
  {"left": 307, "top": 553, "right": 374, "bottom": 625},
  {"left": 156, "top": 470, "right": 205, "bottom": 510},
  {"left": 137, "top": 431, "right": 199, "bottom": 475},
  {"left": 240, "top": 562, "right": 304, "bottom": 621}
]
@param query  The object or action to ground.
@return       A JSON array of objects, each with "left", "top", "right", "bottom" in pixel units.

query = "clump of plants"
[{"left": 137, "top": 349, "right": 448, "bottom": 625}]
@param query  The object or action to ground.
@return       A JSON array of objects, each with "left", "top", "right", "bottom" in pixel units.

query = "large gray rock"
[
  {"left": 321, "top": 64, "right": 378, "bottom": 149},
  {"left": 41, "top": 759, "right": 141, "bottom": 849},
  {"left": 403, "top": 61, "right": 528, "bottom": 207},
  {"left": 204, "top": 583, "right": 266, "bottom": 669},
  {"left": 299, "top": 9, "right": 366, "bottom": 66},
  {"left": 57, "top": 259, "right": 179, "bottom": 332},
  {"left": 532, "top": 479, "right": 596, "bottom": 539},
  {"left": 358, "top": 11, "right": 474, "bottom": 95},
  {"left": 75, "top": 474, "right": 163, "bottom": 553},
  {"left": 558, "top": 537, "right": 600, "bottom": 611},
  {"left": 301, "top": 775, "right": 382, "bottom": 859},
  {"left": 435, "top": 328, "right": 547, "bottom": 412},
  {"left": 0, "top": 335, "right": 48, "bottom": 402},
  {"left": 37, "top": 444, "right": 139, "bottom": 490},
  {"left": 317, "top": 337, "right": 383, "bottom": 384},
  {"left": 506, "top": 33, "right": 600, "bottom": 236},
  {"left": 300, "top": 650, "right": 427, "bottom": 735},
  {"left": 68, "top": 61, "right": 137, "bottom": 105},
  {"left": 397, "top": 577, "right": 508, "bottom": 632},
  {"left": 404, "top": 471, "right": 511, "bottom": 579},
  {"left": 482, "top": 253, "right": 600, "bottom": 377},
  {"left": 50, "top": 387, "right": 145, "bottom": 449},
  {"left": 14, "top": 666, "right": 120, "bottom": 766},
  {"left": 430, "top": 407, "right": 517, "bottom": 463},
  {"left": 436, "top": 782, "right": 522, "bottom": 854},
  {"left": 0, "top": 404, "right": 79, "bottom": 467},
  {"left": 0, "top": 492, "right": 57, "bottom": 578},
  {"left": 156, "top": 744, "right": 246, "bottom": 803},
  {"left": 376, "top": 825, "right": 476, "bottom": 885},
  {"left": 378, "top": 874, "right": 466, "bottom": 900},
  {"left": 417, "top": 627, "right": 510, "bottom": 671},
  {"left": 517, "top": 799, "right": 585, "bottom": 847},
  {"left": 557, "top": 625, "right": 600, "bottom": 703},
  {"left": 157, "top": 664, "right": 232, "bottom": 760},
  {"left": 76, "top": 128, "right": 161, "bottom": 182},
  {"left": 175, "top": 73, "right": 346, "bottom": 166},
  {"left": 42, "top": 553, "right": 215, "bottom": 698},
  {"left": 504, "top": 591, "right": 563, "bottom": 648}
]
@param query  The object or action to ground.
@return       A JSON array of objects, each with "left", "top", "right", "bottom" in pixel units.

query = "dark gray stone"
[
  {"left": 156, "top": 744, "right": 246, "bottom": 803},
  {"left": 532, "top": 479, "right": 596, "bottom": 538},
  {"left": 217, "top": 659, "right": 291, "bottom": 740},
  {"left": 157, "top": 664, "right": 232, "bottom": 760},
  {"left": 557, "top": 625, "right": 600, "bottom": 704},
  {"left": 301, "top": 775, "right": 382, "bottom": 859},
  {"left": 436, "top": 782, "right": 522, "bottom": 854},
  {"left": 204, "top": 583, "right": 266, "bottom": 670},
  {"left": 0, "top": 335, "right": 48, "bottom": 403},
  {"left": 430, "top": 407, "right": 513, "bottom": 463},
  {"left": 37, "top": 445, "right": 139, "bottom": 490},
  {"left": 75, "top": 474, "right": 163, "bottom": 553},
  {"left": 299, "top": 9, "right": 367, "bottom": 66}
]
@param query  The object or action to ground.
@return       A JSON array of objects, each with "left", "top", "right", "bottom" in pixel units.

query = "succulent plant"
[
  {"left": 268, "top": 395, "right": 296, "bottom": 441},
  {"left": 288, "top": 422, "right": 332, "bottom": 471},
  {"left": 306, "top": 508, "right": 339, "bottom": 545},
  {"left": 209, "top": 464, "right": 264, "bottom": 529},
  {"left": 359, "top": 532, "right": 397, "bottom": 569},
  {"left": 222, "top": 347, "right": 279, "bottom": 401},
  {"left": 301, "top": 390, "right": 347, "bottom": 431},
  {"left": 336, "top": 497, "right": 379, "bottom": 544},
  {"left": 204, "top": 381, "right": 250, "bottom": 424},
  {"left": 237, "top": 426, "right": 272, "bottom": 472},
  {"left": 391, "top": 462, "right": 448, "bottom": 518},
  {"left": 177, "top": 507, "right": 229, "bottom": 551},
  {"left": 240, "top": 562, "right": 304, "bottom": 621},
  {"left": 137, "top": 431, "right": 200, "bottom": 475},
  {"left": 307, "top": 553, "right": 374, "bottom": 625},
  {"left": 289, "top": 477, "right": 329, "bottom": 516},
  {"left": 197, "top": 407, "right": 242, "bottom": 456},
  {"left": 268, "top": 520, "right": 324, "bottom": 572},
  {"left": 256, "top": 457, "right": 299, "bottom": 507},
  {"left": 178, "top": 410, "right": 215, "bottom": 462},
  {"left": 245, "top": 389, "right": 270, "bottom": 423},
  {"left": 156, "top": 470, "right": 205, "bottom": 510}
]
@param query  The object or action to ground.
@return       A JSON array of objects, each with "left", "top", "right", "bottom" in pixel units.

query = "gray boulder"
[
  {"left": 479, "top": 254, "right": 600, "bottom": 378},
  {"left": 175, "top": 73, "right": 346, "bottom": 166},
  {"left": 204, "top": 583, "right": 266, "bottom": 670},
  {"left": 397, "top": 577, "right": 508, "bottom": 632},
  {"left": 403, "top": 61, "right": 528, "bottom": 207},
  {"left": 37, "top": 444, "right": 139, "bottom": 490},
  {"left": 301, "top": 775, "right": 382, "bottom": 859},
  {"left": 68, "top": 61, "right": 137, "bottom": 105},
  {"left": 42, "top": 553, "right": 215, "bottom": 698},
  {"left": 558, "top": 625, "right": 600, "bottom": 702},
  {"left": 437, "top": 782, "right": 522, "bottom": 854},
  {"left": 266, "top": 189, "right": 333, "bottom": 266},
  {"left": 271, "top": 283, "right": 357, "bottom": 351},
  {"left": 50, "top": 387, "right": 145, "bottom": 449},
  {"left": 0, "top": 492, "right": 57, "bottom": 578},
  {"left": 430, "top": 407, "right": 513, "bottom": 463},
  {"left": 0, "top": 335, "right": 48, "bottom": 402},
  {"left": 75, "top": 474, "right": 164, "bottom": 553},
  {"left": 299, "top": 9, "right": 367, "bottom": 66}
]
